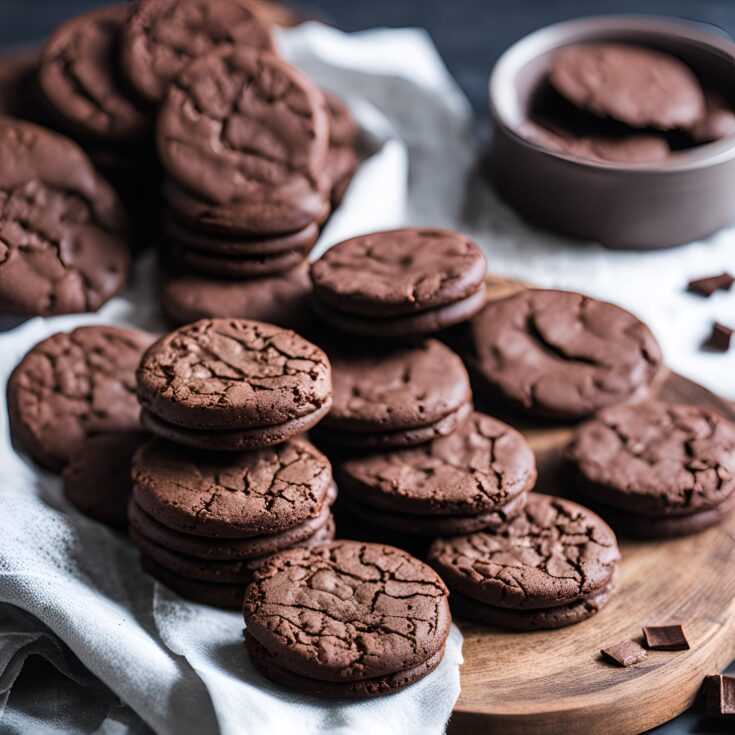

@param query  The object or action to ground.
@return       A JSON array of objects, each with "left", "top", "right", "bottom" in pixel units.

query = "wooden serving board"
[{"left": 450, "top": 278, "right": 735, "bottom": 735}]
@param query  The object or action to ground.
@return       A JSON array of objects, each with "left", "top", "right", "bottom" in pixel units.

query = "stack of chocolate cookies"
[{"left": 128, "top": 317, "right": 338, "bottom": 606}]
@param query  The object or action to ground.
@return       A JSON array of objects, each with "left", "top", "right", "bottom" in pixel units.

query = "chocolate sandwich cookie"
[
  {"left": 550, "top": 43, "right": 705, "bottom": 131},
  {"left": 121, "top": 0, "right": 274, "bottom": 104},
  {"left": 157, "top": 46, "right": 329, "bottom": 235},
  {"left": 310, "top": 229, "right": 487, "bottom": 337},
  {"left": 243, "top": 541, "right": 451, "bottom": 697},
  {"left": 567, "top": 401, "right": 735, "bottom": 538},
  {"left": 325, "top": 93, "right": 359, "bottom": 148},
  {"left": 467, "top": 289, "right": 663, "bottom": 420},
  {"left": 0, "top": 120, "right": 131, "bottom": 316},
  {"left": 132, "top": 436, "right": 332, "bottom": 537},
  {"left": 38, "top": 5, "right": 150, "bottom": 143},
  {"left": 161, "top": 265, "right": 312, "bottom": 330},
  {"left": 340, "top": 412, "right": 536, "bottom": 535},
  {"left": 8, "top": 326, "right": 157, "bottom": 471},
  {"left": 428, "top": 493, "right": 620, "bottom": 629},
  {"left": 324, "top": 93, "right": 359, "bottom": 206},
  {"left": 316, "top": 339, "right": 472, "bottom": 449},
  {"left": 136, "top": 318, "right": 332, "bottom": 450},
  {"left": 63, "top": 432, "right": 148, "bottom": 528}
]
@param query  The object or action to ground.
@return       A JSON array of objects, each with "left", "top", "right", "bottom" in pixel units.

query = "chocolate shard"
[
  {"left": 704, "top": 674, "right": 735, "bottom": 718},
  {"left": 601, "top": 640, "right": 648, "bottom": 667},
  {"left": 688, "top": 272, "right": 734, "bottom": 297},
  {"left": 642, "top": 624, "right": 690, "bottom": 650},
  {"left": 704, "top": 323, "right": 733, "bottom": 352}
]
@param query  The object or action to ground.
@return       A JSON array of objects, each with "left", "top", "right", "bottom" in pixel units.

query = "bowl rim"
[{"left": 489, "top": 14, "right": 735, "bottom": 173}]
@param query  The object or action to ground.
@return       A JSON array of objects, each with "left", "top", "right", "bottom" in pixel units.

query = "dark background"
[
  {"left": 2, "top": 0, "right": 735, "bottom": 111},
  {"left": 1, "top": 1, "right": 733, "bottom": 733}
]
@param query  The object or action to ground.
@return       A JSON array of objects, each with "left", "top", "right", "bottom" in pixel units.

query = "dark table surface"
[{"left": 1, "top": 1, "right": 733, "bottom": 733}]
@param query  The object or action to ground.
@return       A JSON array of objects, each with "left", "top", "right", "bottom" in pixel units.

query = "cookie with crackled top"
[
  {"left": 136, "top": 318, "right": 332, "bottom": 450},
  {"left": 567, "top": 401, "right": 735, "bottom": 537},
  {"left": 243, "top": 540, "right": 451, "bottom": 697},
  {"left": 428, "top": 493, "right": 620, "bottom": 629}
]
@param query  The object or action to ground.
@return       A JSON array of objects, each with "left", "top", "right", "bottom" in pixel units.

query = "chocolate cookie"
[
  {"left": 325, "top": 93, "right": 358, "bottom": 148},
  {"left": 243, "top": 541, "right": 450, "bottom": 696},
  {"left": 136, "top": 318, "right": 332, "bottom": 448},
  {"left": 161, "top": 265, "right": 312, "bottom": 330},
  {"left": 38, "top": 5, "right": 150, "bottom": 143},
  {"left": 567, "top": 401, "right": 735, "bottom": 537},
  {"left": 324, "top": 93, "right": 359, "bottom": 206},
  {"left": 0, "top": 120, "right": 130, "bottom": 316},
  {"left": 467, "top": 289, "right": 663, "bottom": 420},
  {"left": 317, "top": 339, "right": 472, "bottom": 449},
  {"left": 63, "top": 432, "right": 148, "bottom": 527},
  {"left": 157, "top": 46, "right": 329, "bottom": 235},
  {"left": 340, "top": 412, "right": 536, "bottom": 516},
  {"left": 8, "top": 326, "right": 157, "bottom": 471},
  {"left": 310, "top": 228, "right": 487, "bottom": 336},
  {"left": 132, "top": 436, "right": 332, "bottom": 537},
  {"left": 428, "top": 494, "right": 620, "bottom": 619},
  {"left": 121, "top": 0, "right": 274, "bottom": 104},
  {"left": 550, "top": 43, "right": 705, "bottom": 130},
  {"left": 128, "top": 482, "right": 336, "bottom": 559}
]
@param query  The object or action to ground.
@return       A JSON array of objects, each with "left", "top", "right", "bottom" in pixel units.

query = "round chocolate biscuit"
[
  {"left": 136, "top": 318, "right": 332, "bottom": 431},
  {"left": 468, "top": 289, "right": 663, "bottom": 420},
  {"left": 0, "top": 120, "right": 130, "bottom": 316},
  {"left": 131, "top": 514, "right": 335, "bottom": 583},
  {"left": 428, "top": 493, "right": 620, "bottom": 610},
  {"left": 121, "top": 0, "right": 274, "bottom": 104},
  {"left": 161, "top": 265, "right": 312, "bottom": 329},
  {"left": 310, "top": 228, "right": 487, "bottom": 317},
  {"left": 8, "top": 326, "right": 157, "bottom": 471},
  {"left": 157, "top": 46, "right": 329, "bottom": 235},
  {"left": 63, "top": 431, "right": 148, "bottom": 528},
  {"left": 325, "top": 93, "right": 358, "bottom": 148},
  {"left": 243, "top": 541, "right": 451, "bottom": 683},
  {"left": 128, "top": 482, "right": 336, "bottom": 559},
  {"left": 132, "top": 435, "right": 332, "bottom": 538},
  {"left": 38, "top": 5, "right": 150, "bottom": 143},
  {"left": 550, "top": 43, "right": 705, "bottom": 130},
  {"left": 568, "top": 401, "right": 735, "bottom": 516},
  {"left": 323, "top": 339, "right": 471, "bottom": 434},
  {"left": 246, "top": 634, "right": 445, "bottom": 698},
  {"left": 339, "top": 412, "right": 536, "bottom": 516},
  {"left": 326, "top": 145, "right": 359, "bottom": 207}
]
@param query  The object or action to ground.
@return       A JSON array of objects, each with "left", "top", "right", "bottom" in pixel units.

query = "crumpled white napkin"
[{"left": 0, "top": 22, "right": 466, "bottom": 735}]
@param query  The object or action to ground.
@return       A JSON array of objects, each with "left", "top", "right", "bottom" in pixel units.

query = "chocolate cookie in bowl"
[{"left": 567, "top": 401, "right": 735, "bottom": 538}]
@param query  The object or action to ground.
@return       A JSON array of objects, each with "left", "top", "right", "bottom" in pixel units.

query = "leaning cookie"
[
  {"left": 428, "top": 493, "right": 620, "bottom": 630},
  {"left": 243, "top": 541, "right": 451, "bottom": 697},
  {"left": 567, "top": 401, "right": 735, "bottom": 538},
  {"left": 310, "top": 228, "right": 487, "bottom": 337},
  {"left": 136, "top": 319, "right": 332, "bottom": 450},
  {"left": 466, "top": 289, "right": 663, "bottom": 420}
]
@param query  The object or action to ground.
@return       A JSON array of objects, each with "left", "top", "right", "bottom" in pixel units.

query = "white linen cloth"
[{"left": 0, "top": 18, "right": 733, "bottom": 735}]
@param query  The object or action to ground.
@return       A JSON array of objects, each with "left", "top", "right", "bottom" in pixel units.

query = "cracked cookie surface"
[
  {"left": 8, "top": 326, "right": 157, "bottom": 471},
  {"left": 340, "top": 412, "right": 536, "bottom": 515},
  {"left": 0, "top": 120, "right": 130, "bottom": 316},
  {"left": 310, "top": 228, "right": 487, "bottom": 316},
  {"left": 568, "top": 401, "right": 735, "bottom": 516},
  {"left": 157, "top": 45, "right": 329, "bottom": 234},
  {"left": 428, "top": 493, "right": 620, "bottom": 609},
  {"left": 38, "top": 5, "right": 150, "bottom": 142},
  {"left": 121, "top": 0, "right": 274, "bottom": 104},
  {"left": 469, "top": 289, "right": 662, "bottom": 420},
  {"left": 136, "top": 318, "right": 332, "bottom": 430},
  {"left": 323, "top": 339, "right": 470, "bottom": 432},
  {"left": 132, "top": 435, "right": 332, "bottom": 537},
  {"left": 243, "top": 541, "right": 451, "bottom": 682}
]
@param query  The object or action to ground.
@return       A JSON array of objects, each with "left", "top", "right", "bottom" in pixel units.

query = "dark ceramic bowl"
[{"left": 489, "top": 16, "right": 735, "bottom": 249}]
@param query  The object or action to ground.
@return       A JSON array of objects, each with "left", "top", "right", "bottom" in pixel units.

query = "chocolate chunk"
[
  {"left": 642, "top": 624, "right": 690, "bottom": 650},
  {"left": 704, "top": 323, "right": 733, "bottom": 352},
  {"left": 601, "top": 640, "right": 647, "bottom": 667},
  {"left": 688, "top": 272, "right": 734, "bottom": 297},
  {"left": 705, "top": 674, "right": 735, "bottom": 718}
]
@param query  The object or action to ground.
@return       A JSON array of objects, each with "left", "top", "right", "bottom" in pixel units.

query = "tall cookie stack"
[{"left": 128, "top": 317, "right": 337, "bottom": 607}]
